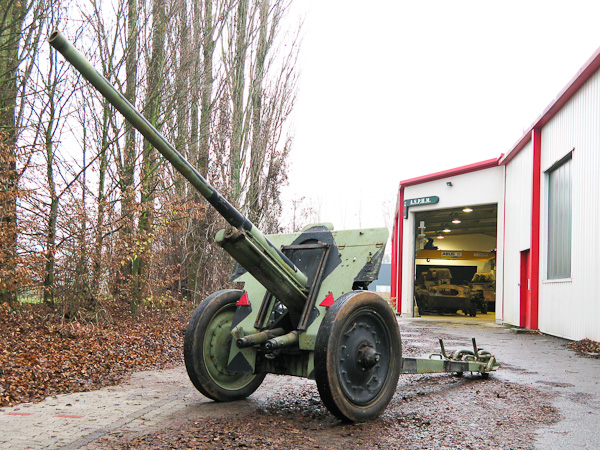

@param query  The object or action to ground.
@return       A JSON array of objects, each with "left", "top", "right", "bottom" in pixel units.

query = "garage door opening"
[{"left": 413, "top": 204, "right": 497, "bottom": 322}]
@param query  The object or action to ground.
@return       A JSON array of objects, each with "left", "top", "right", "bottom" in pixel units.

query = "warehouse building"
[{"left": 391, "top": 44, "right": 600, "bottom": 342}]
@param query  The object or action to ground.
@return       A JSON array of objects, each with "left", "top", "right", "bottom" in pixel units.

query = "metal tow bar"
[{"left": 401, "top": 338, "right": 500, "bottom": 377}]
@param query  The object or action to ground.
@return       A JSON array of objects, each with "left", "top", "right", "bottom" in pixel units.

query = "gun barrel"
[{"left": 49, "top": 30, "right": 308, "bottom": 290}]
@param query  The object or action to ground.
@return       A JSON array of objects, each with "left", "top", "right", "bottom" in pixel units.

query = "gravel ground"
[{"left": 95, "top": 317, "right": 560, "bottom": 450}]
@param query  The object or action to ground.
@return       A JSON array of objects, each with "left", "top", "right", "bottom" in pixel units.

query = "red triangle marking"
[
  {"left": 237, "top": 292, "right": 250, "bottom": 306},
  {"left": 319, "top": 292, "right": 335, "bottom": 307}
]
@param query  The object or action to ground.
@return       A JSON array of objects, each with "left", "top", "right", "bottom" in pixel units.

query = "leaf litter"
[{"left": 0, "top": 302, "right": 188, "bottom": 407}]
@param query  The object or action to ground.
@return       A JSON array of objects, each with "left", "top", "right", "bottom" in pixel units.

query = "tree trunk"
[
  {"left": 42, "top": 59, "right": 58, "bottom": 305},
  {"left": 229, "top": 0, "right": 249, "bottom": 204},
  {"left": 175, "top": 0, "right": 190, "bottom": 160},
  {"left": 198, "top": 0, "right": 215, "bottom": 176},
  {"left": 120, "top": 0, "right": 138, "bottom": 303},
  {"left": 246, "top": 0, "right": 270, "bottom": 225},
  {"left": 185, "top": 0, "right": 216, "bottom": 302},
  {"left": 133, "top": 0, "right": 166, "bottom": 307},
  {"left": 78, "top": 117, "right": 89, "bottom": 306},
  {"left": 93, "top": 100, "right": 110, "bottom": 298},
  {"left": 0, "top": 0, "right": 27, "bottom": 302}
]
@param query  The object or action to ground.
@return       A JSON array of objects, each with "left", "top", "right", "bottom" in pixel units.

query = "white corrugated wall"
[
  {"left": 539, "top": 68, "right": 600, "bottom": 341},
  {"left": 503, "top": 141, "right": 533, "bottom": 326}
]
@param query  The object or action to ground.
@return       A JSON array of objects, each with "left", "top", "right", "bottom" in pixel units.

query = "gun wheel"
[
  {"left": 184, "top": 289, "right": 265, "bottom": 402},
  {"left": 315, "top": 291, "right": 401, "bottom": 422}
]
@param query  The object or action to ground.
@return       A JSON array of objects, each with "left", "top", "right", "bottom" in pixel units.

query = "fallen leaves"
[
  {"left": 567, "top": 338, "right": 600, "bottom": 357},
  {"left": 0, "top": 302, "right": 190, "bottom": 407},
  {"left": 102, "top": 415, "right": 336, "bottom": 450},
  {"left": 97, "top": 378, "right": 559, "bottom": 450}
]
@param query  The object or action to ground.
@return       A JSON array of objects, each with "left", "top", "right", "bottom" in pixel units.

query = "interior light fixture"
[
  {"left": 443, "top": 227, "right": 451, "bottom": 233},
  {"left": 436, "top": 235, "right": 445, "bottom": 239},
  {"left": 462, "top": 207, "right": 473, "bottom": 213},
  {"left": 451, "top": 214, "right": 461, "bottom": 224}
]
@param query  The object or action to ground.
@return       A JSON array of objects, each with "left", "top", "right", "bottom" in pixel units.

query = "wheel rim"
[
  {"left": 336, "top": 307, "right": 392, "bottom": 405},
  {"left": 202, "top": 304, "right": 256, "bottom": 390}
]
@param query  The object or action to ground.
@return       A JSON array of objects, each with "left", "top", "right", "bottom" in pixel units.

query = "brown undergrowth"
[
  {"left": 0, "top": 301, "right": 190, "bottom": 407},
  {"left": 567, "top": 338, "right": 600, "bottom": 358}
]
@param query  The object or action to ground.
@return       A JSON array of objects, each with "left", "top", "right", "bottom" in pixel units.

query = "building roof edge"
[
  {"left": 501, "top": 44, "right": 600, "bottom": 164},
  {"left": 398, "top": 156, "right": 502, "bottom": 189}
]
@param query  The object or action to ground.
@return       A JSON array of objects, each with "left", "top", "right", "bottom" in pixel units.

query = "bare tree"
[
  {"left": 0, "top": 0, "right": 46, "bottom": 301},
  {"left": 0, "top": 0, "right": 303, "bottom": 311},
  {"left": 117, "top": 0, "right": 139, "bottom": 298},
  {"left": 132, "top": 0, "right": 168, "bottom": 307},
  {"left": 220, "top": 0, "right": 300, "bottom": 230},
  {"left": 85, "top": 0, "right": 130, "bottom": 300},
  {"left": 176, "top": 0, "right": 300, "bottom": 297},
  {"left": 228, "top": 0, "right": 249, "bottom": 204},
  {"left": 246, "top": 0, "right": 270, "bottom": 224}
]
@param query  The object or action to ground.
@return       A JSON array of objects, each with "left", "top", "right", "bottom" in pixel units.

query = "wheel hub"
[
  {"left": 356, "top": 343, "right": 380, "bottom": 370},
  {"left": 336, "top": 311, "right": 392, "bottom": 405},
  {"left": 202, "top": 305, "right": 256, "bottom": 390},
  {"left": 209, "top": 320, "right": 233, "bottom": 376}
]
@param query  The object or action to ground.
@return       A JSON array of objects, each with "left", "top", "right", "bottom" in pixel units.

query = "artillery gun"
[{"left": 49, "top": 31, "right": 499, "bottom": 423}]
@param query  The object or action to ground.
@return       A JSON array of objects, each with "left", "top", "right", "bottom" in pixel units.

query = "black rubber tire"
[
  {"left": 314, "top": 291, "right": 402, "bottom": 422},
  {"left": 184, "top": 289, "right": 266, "bottom": 402},
  {"left": 482, "top": 301, "right": 489, "bottom": 315}
]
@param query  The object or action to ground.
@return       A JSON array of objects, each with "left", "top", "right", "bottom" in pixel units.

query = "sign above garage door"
[
  {"left": 416, "top": 250, "right": 495, "bottom": 261},
  {"left": 404, "top": 196, "right": 439, "bottom": 218}
]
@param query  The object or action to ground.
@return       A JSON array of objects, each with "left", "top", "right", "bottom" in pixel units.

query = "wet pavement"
[
  {"left": 402, "top": 315, "right": 600, "bottom": 449},
  {"left": 1, "top": 314, "right": 598, "bottom": 449}
]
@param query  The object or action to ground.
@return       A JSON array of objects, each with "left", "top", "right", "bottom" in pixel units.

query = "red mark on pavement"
[
  {"left": 6, "top": 412, "right": 32, "bottom": 416},
  {"left": 56, "top": 414, "right": 83, "bottom": 418}
]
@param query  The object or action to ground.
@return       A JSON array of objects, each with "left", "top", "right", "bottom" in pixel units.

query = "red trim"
[
  {"left": 538, "top": 46, "right": 600, "bottom": 128},
  {"left": 390, "top": 187, "right": 404, "bottom": 314},
  {"left": 502, "top": 45, "right": 600, "bottom": 165},
  {"left": 390, "top": 211, "right": 398, "bottom": 311},
  {"left": 501, "top": 164, "right": 507, "bottom": 323},
  {"left": 501, "top": 130, "right": 533, "bottom": 166},
  {"left": 519, "top": 249, "right": 531, "bottom": 327},
  {"left": 528, "top": 128, "right": 542, "bottom": 329},
  {"left": 399, "top": 157, "right": 502, "bottom": 188}
]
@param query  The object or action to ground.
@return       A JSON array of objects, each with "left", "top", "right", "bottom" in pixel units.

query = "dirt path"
[{"left": 1, "top": 317, "right": 598, "bottom": 449}]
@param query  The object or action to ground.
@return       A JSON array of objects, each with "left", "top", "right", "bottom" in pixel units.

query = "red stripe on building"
[
  {"left": 399, "top": 157, "right": 502, "bottom": 187},
  {"left": 528, "top": 128, "right": 542, "bottom": 329}
]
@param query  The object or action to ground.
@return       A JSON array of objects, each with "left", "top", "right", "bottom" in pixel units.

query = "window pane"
[{"left": 547, "top": 157, "right": 571, "bottom": 279}]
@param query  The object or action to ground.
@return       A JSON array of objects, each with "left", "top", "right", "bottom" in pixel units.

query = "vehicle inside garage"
[{"left": 413, "top": 204, "right": 497, "bottom": 319}]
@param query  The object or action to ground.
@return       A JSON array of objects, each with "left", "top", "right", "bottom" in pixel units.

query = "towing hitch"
[{"left": 401, "top": 338, "right": 500, "bottom": 377}]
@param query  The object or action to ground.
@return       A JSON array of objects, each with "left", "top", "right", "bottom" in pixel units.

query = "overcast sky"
[{"left": 281, "top": 0, "right": 600, "bottom": 231}]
